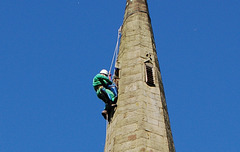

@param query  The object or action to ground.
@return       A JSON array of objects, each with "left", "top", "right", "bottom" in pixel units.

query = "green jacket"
[{"left": 93, "top": 74, "right": 112, "bottom": 88}]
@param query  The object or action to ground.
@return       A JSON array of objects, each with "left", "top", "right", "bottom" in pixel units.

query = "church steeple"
[{"left": 104, "top": 0, "right": 175, "bottom": 151}]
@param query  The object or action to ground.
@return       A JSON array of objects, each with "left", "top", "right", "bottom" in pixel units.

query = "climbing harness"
[{"left": 109, "top": 26, "right": 122, "bottom": 80}]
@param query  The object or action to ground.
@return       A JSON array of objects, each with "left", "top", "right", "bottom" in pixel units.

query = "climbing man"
[{"left": 93, "top": 69, "right": 118, "bottom": 119}]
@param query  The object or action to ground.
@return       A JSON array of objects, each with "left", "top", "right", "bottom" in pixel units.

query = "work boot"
[
  {"left": 111, "top": 104, "right": 117, "bottom": 107},
  {"left": 101, "top": 110, "right": 108, "bottom": 120}
]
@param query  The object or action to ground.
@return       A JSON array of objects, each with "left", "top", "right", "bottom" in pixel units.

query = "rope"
[{"left": 109, "top": 26, "right": 122, "bottom": 79}]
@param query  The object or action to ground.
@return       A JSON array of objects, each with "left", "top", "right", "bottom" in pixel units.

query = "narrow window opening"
[
  {"left": 113, "top": 68, "right": 120, "bottom": 88},
  {"left": 114, "top": 68, "right": 119, "bottom": 78},
  {"left": 145, "top": 62, "right": 155, "bottom": 86}
]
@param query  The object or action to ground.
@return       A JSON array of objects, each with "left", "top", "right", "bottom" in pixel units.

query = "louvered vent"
[{"left": 145, "top": 62, "right": 155, "bottom": 86}]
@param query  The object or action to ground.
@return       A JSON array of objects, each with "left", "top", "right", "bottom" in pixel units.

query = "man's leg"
[
  {"left": 99, "top": 88, "right": 113, "bottom": 103},
  {"left": 97, "top": 88, "right": 115, "bottom": 119},
  {"left": 108, "top": 84, "right": 118, "bottom": 97},
  {"left": 107, "top": 84, "right": 118, "bottom": 103},
  {"left": 104, "top": 88, "right": 116, "bottom": 103}
]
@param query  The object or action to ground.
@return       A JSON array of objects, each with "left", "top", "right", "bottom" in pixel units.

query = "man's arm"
[{"left": 96, "top": 74, "right": 112, "bottom": 85}]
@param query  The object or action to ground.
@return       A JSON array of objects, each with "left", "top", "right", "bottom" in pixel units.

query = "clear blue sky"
[{"left": 1, "top": 0, "right": 240, "bottom": 152}]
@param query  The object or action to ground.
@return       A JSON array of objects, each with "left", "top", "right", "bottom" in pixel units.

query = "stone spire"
[{"left": 104, "top": 0, "right": 175, "bottom": 151}]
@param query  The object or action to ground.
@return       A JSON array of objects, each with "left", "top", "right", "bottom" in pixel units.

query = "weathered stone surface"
[{"left": 104, "top": 0, "right": 175, "bottom": 152}]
